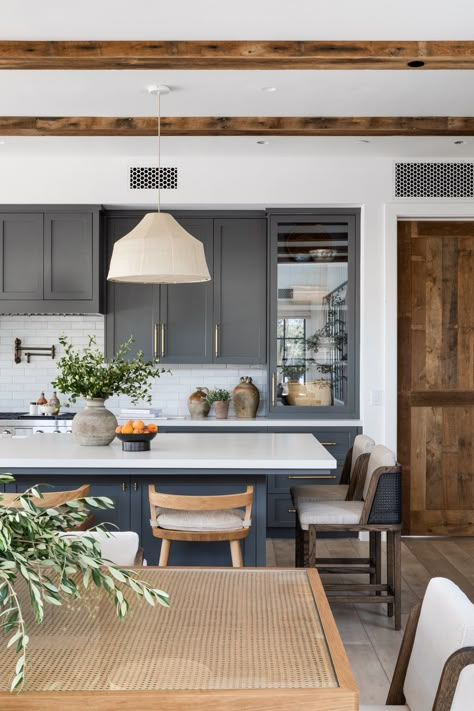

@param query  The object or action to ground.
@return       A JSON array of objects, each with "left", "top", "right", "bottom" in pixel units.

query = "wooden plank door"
[{"left": 398, "top": 221, "right": 474, "bottom": 535}]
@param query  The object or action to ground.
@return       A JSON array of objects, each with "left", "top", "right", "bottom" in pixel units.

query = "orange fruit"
[
  {"left": 147, "top": 423, "right": 158, "bottom": 433},
  {"left": 132, "top": 420, "right": 145, "bottom": 430},
  {"left": 115, "top": 426, "right": 122, "bottom": 434},
  {"left": 122, "top": 423, "right": 134, "bottom": 434}
]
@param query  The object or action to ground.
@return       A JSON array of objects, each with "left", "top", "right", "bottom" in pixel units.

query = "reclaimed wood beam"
[
  {"left": 0, "top": 41, "right": 473, "bottom": 70},
  {"left": 1, "top": 116, "right": 474, "bottom": 137}
]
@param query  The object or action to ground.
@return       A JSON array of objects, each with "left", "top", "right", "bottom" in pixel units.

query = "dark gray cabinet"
[
  {"left": 159, "top": 218, "right": 214, "bottom": 363},
  {"left": 105, "top": 212, "right": 267, "bottom": 365},
  {"left": 0, "top": 206, "right": 103, "bottom": 313},
  {"left": 0, "top": 213, "right": 43, "bottom": 300},
  {"left": 213, "top": 218, "right": 267, "bottom": 364},
  {"left": 106, "top": 216, "right": 157, "bottom": 361}
]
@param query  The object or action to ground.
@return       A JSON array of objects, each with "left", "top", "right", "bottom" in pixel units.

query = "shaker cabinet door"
[
  {"left": 106, "top": 216, "right": 158, "bottom": 361},
  {"left": 0, "top": 213, "right": 44, "bottom": 300},
  {"left": 44, "top": 212, "right": 95, "bottom": 301},
  {"left": 213, "top": 218, "right": 267, "bottom": 364},
  {"left": 159, "top": 218, "right": 214, "bottom": 363}
]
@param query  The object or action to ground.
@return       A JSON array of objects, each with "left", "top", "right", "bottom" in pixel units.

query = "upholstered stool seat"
[
  {"left": 152, "top": 507, "right": 251, "bottom": 532},
  {"left": 293, "top": 483, "right": 349, "bottom": 502},
  {"left": 297, "top": 500, "right": 364, "bottom": 528},
  {"left": 291, "top": 434, "right": 375, "bottom": 505}
]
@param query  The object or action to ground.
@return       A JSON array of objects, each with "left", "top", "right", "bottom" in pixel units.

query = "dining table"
[{"left": 0, "top": 567, "right": 358, "bottom": 710}]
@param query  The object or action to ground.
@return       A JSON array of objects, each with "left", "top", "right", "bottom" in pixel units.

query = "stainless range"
[{"left": 0, "top": 413, "right": 75, "bottom": 437}]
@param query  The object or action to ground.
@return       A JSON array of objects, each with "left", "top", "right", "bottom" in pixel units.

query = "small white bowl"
[{"left": 39, "top": 404, "right": 55, "bottom": 416}]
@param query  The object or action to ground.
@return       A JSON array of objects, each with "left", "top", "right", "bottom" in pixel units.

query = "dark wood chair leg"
[
  {"left": 308, "top": 526, "right": 317, "bottom": 568},
  {"left": 393, "top": 530, "right": 402, "bottom": 630},
  {"left": 295, "top": 516, "right": 304, "bottom": 568},
  {"left": 375, "top": 531, "right": 382, "bottom": 596},
  {"left": 386, "top": 530, "right": 394, "bottom": 617},
  {"left": 369, "top": 531, "right": 376, "bottom": 585}
]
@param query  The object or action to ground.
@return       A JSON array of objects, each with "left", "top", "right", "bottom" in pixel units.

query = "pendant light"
[{"left": 107, "top": 85, "right": 211, "bottom": 284}]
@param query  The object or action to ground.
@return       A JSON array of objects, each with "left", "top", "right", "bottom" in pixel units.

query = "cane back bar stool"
[
  {"left": 148, "top": 485, "right": 253, "bottom": 567},
  {"left": 294, "top": 445, "right": 403, "bottom": 628},
  {"left": 291, "top": 433, "right": 375, "bottom": 504},
  {"left": 361, "top": 577, "right": 474, "bottom": 711}
]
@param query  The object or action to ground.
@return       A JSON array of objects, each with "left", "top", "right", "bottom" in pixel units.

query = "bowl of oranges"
[{"left": 115, "top": 420, "right": 158, "bottom": 452}]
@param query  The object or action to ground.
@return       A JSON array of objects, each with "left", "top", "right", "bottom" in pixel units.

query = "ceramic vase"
[
  {"left": 72, "top": 398, "right": 118, "bottom": 446},
  {"left": 232, "top": 376, "right": 260, "bottom": 418},
  {"left": 213, "top": 400, "right": 230, "bottom": 420},
  {"left": 188, "top": 387, "right": 210, "bottom": 419}
]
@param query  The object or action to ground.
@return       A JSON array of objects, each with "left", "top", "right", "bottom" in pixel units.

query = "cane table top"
[{"left": 0, "top": 568, "right": 358, "bottom": 711}]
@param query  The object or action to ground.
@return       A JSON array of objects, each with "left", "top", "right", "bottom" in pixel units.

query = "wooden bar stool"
[
  {"left": 0, "top": 484, "right": 94, "bottom": 530},
  {"left": 148, "top": 485, "right": 254, "bottom": 567}
]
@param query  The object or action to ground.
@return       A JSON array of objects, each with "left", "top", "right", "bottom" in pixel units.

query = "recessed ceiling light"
[
  {"left": 261, "top": 87, "right": 277, "bottom": 93},
  {"left": 356, "top": 139, "right": 371, "bottom": 144},
  {"left": 257, "top": 140, "right": 270, "bottom": 145},
  {"left": 454, "top": 140, "right": 466, "bottom": 145}
]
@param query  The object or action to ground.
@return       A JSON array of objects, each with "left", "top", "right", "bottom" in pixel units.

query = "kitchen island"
[{"left": 1, "top": 432, "right": 336, "bottom": 566}]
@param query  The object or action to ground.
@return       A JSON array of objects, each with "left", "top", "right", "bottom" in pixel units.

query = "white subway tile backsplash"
[{"left": 0, "top": 315, "right": 268, "bottom": 415}]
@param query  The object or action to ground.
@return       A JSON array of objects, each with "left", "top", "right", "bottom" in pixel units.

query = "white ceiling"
[
  {"left": 1, "top": 136, "right": 473, "bottom": 158},
  {"left": 2, "top": 70, "right": 474, "bottom": 117},
  {"left": 1, "top": 1, "right": 474, "bottom": 158},
  {"left": 2, "top": 0, "right": 474, "bottom": 40}
]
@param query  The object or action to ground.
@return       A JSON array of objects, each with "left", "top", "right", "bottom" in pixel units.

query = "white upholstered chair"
[
  {"left": 294, "top": 445, "right": 402, "bottom": 627},
  {"left": 62, "top": 531, "right": 144, "bottom": 566},
  {"left": 291, "top": 433, "right": 375, "bottom": 503},
  {"left": 148, "top": 485, "right": 253, "bottom": 567},
  {"left": 361, "top": 577, "right": 474, "bottom": 711}
]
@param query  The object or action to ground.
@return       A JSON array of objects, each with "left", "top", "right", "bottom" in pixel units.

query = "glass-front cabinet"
[{"left": 268, "top": 210, "right": 359, "bottom": 418}]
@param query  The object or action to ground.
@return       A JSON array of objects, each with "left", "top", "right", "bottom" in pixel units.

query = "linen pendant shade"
[
  {"left": 107, "top": 212, "right": 211, "bottom": 283},
  {"left": 107, "top": 84, "right": 211, "bottom": 284}
]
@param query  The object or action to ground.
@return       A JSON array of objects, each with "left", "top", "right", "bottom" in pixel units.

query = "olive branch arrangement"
[
  {"left": 52, "top": 335, "right": 169, "bottom": 405},
  {"left": 0, "top": 474, "right": 169, "bottom": 691}
]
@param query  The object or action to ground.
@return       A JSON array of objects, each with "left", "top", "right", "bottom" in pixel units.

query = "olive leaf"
[{"left": 0, "top": 474, "right": 169, "bottom": 692}]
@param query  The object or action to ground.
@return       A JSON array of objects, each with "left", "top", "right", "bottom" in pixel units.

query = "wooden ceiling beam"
[
  {"left": 1, "top": 116, "right": 474, "bottom": 136},
  {"left": 0, "top": 41, "right": 473, "bottom": 69}
]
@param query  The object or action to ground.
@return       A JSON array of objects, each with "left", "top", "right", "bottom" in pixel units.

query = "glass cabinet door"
[{"left": 268, "top": 212, "right": 359, "bottom": 418}]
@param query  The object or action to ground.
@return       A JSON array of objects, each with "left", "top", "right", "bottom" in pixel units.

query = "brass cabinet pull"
[
  {"left": 271, "top": 372, "right": 276, "bottom": 406},
  {"left": 121, "top": 482, "right": 127, "bottom": 492},
  {"left": 288, "top": 508, "right": 296, "bottom": 514},
  {"left": 287, "top": 475, "right": 337, "bottom": 479},
  {"left": 214, "top": 323, "right": 220, "bottom": 358},
  {"left": 161, "top": 322, "right": 166, "bottom": 358},
  {"left": 133, "top": 482, "right": 138, "bottom": 492},
  {"left": 154, "top": 323, "right": 159, "bottom": 360},
  {"left": 320, "top": 442, "right": 337, "bottom": 446}
]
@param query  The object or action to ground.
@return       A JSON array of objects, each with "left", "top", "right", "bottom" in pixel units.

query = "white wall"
[
  {"left": 0, "top": 315, "right": 267, "bottom": 416},
  {"left": 1, "top": 151, "right": 472, "bottom": 446}
]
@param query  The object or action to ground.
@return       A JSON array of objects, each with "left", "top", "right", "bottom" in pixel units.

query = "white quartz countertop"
[
  {"left": 0, "top": 432, "right": 337, "bottom": 470},
  {"left": 116, "top": 416, "right": 362, "bottom": 427}
]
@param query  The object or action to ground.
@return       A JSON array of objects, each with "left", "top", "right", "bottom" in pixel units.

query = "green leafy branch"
[
  {"left": 51, "top": 335, "right": 170, "bottom": 405},
  {"left": 0, "top": 474, "right": 169, "bottom": 691}
]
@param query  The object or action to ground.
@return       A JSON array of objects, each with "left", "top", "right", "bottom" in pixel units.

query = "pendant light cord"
[{"left": 157, "top": 90, "right": 161, "bottom": 213}]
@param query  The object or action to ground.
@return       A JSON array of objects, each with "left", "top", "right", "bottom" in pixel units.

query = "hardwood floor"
[{"left": 266, "top": 536, "right": 474, "bottom": 705}]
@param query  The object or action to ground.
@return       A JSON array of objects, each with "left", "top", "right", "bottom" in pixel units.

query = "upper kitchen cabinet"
[
  {"left": 105, "top": 212, "right": 267, "bottom": 365},
  {"left": 213, "top": 217, "right": 267, "bottom": 364},
  {"left": 0, "top": 207, "right": 103, "bottom": 314},
  {"left": 267, "top": 210, "right": 360, "bottom": 419},
  {"left": 158, "top": 218, "right": 214, "bottom": 363}
]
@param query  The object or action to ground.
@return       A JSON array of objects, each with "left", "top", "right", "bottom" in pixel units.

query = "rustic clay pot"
[
  {"left": 232, "top": 376, "right": 260, "bottom": 418},
  {"left": 213, "top": 400, "right": 230, "bottom": 420},
  {"left": 72, "top": 398, "right": 117, "bottom": 446},
  {"left": 188, "top": 387, "right": 210, "bottom": 418}
]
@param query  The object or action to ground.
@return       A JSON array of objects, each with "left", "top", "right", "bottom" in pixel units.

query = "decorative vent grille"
[
  {"left": 129, "top": 167, "right": 178, "bottom": 190},
  {"left": 394, "top": 162, "right": 474, "bottom": 199}
]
